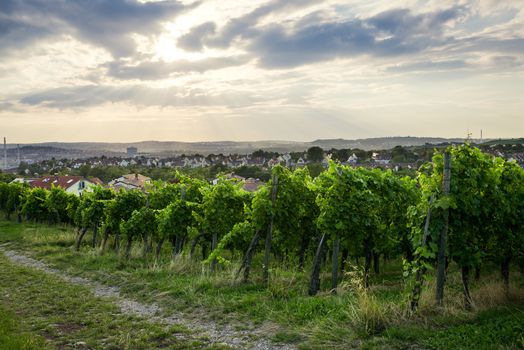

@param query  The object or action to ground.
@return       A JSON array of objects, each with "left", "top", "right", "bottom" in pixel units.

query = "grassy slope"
[
  {"left": 0, "top": 252, "right": 224, "bottom": 349},
  {"left": 0, "top": 306, "right": 48, "bottom": 350},
  {"left": 1, "top": 218, "right": 523, "bottom": 349}
]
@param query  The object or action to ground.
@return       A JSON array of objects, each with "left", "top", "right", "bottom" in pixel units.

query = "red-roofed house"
[
  {"left": 108, "top": 173, "right": 151, "bottom": 191},
  {"left": 30, "top": 176, "right": 103, "bottom": 196}
]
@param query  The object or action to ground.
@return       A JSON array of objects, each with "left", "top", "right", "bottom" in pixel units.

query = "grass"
[
  {"left": 0, "top": 306, "right": 48, "bottom": 350},
  {"left": 1, "top": 217, "right": 524, "bottom": 349},
  {"left": 0, "top": 253, "right": 221, "bottom": 349}
]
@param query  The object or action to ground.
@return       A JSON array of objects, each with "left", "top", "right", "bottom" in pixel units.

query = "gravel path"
[{"left": 0, "top": 245, "right": 294, "bottom": 350}]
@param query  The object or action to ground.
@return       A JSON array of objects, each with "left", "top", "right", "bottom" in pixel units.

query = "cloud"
[
  {"left": 178, "top": 4, "right": 468, "bottom": 68},
  {"left": 177, "top": 22, "right": 216, "bottom": 51},
  {"left": 0, "top": 0, "right": 197, "bottom": 57},
  {"left": 386, "top": 59, "right": 468, "bottom": 72},
  {"left": 17, "top": 85, "right": 260, "bottom": 109},
  {"left": 105, "top": 55, "right": 251, "bottom": 80},
  {"left": 178, "top": 0, "right": 317, "bottom": 50},
  {"left": 251, "top": 7, "right": 467, "bottom": 68}
]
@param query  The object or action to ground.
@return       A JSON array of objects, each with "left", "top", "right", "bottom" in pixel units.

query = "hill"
[{"left": 11, "top": 137, "right": 469, "bottom": 156}]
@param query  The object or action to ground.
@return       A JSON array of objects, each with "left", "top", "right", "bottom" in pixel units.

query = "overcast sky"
[{"left": 1, "top": 0, "right": 523, "bottom": 143}]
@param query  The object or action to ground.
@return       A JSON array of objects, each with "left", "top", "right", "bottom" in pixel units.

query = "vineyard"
[{"left": 1, "top": 143, "right": 524, "bottom": 349}]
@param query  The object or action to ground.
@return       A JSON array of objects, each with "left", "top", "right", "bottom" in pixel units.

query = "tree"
[{"left": 307, "top": 146, "right": 324, "bottom": 162}]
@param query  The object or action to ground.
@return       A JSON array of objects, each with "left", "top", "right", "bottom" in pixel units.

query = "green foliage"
[
  {"left": 307, "top": 146, "right": 324, "bottom": 162},
  {"left": 206, "top": 221, "right": 254, "bottom": 264},
  {"left": 195, "top": 178, "right": 250, "bottom": 244},
  {"left": 21, "top": 187, "right": 48, "bottom": 222},
  {"left": 157, "top": 198, "right": 193, "bottom": 243},
  {"left": 0, "top": 182, "right": 9, "bottom": 212},
  {"left": 270, "top": 166, "right": 317, "bottom": 257},
  {"left": 102, "top": 189, "right": 146, "bottom": 236},
  {"left": 391, "top": 145, "right": 418, "bottom": 163},
  {"left": 3, "top": 183, "right": 27, "bottom": 219},
  {"left": 44, "top": 186, "right": 70, "bottom": 224},
  {"left": 406, "top": 143, "right": 524, "bottom": 309},
  {"left": 121, "top": 207, "right": 157, "bottom": 240},
  {"left": 418, "top": 308, "right": 524, "bottom": 350},
  {"left": 445, "top": 145, "right": 499, "bottom": 267},
  {"left": 489, "top": 160, "right": 524, "bottom": 258},
  {"left": 234, "top": 166, "right": 271, "bottom": 182},
  {"left": 0, "top": 171, "right": 16, "bottom": 183},
  {"left": 78, "top": 186, "right": 114, "bottom": 229},
  {"left": 147, "top": 182, "right": 181, "bottom": 210},
  {"left": 315, "top": 163, "right": 380, "bottom": 254}
]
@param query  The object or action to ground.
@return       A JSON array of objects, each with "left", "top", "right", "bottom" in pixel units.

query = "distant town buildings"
[{"left": 127, "top": 147, "right": 138, "bottom": 157}]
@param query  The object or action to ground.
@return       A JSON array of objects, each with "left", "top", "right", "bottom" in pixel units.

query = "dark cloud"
[
  {"left": 105, "top": 55, "right": 251, "bottom": 80},
  {"left": 176, "top": 5, "right": 467, "bottom": 68},
  {"left": 0, "top": 10, "right": 57, "bottom": 55},
  {"left": 18, "top": 84, "right": 259, "bottom": 108},
  {"left": 0, "top": 0, "right": 197, "bottom": 57},
  {"left": 250, "top": 7, "right": 466, "bottom": 68},
  {"left": 177, "top": 22, "right": 216, "bottom": 51},
  {"left": 369, "top": 7, "right": 460, "bottom": 38}
]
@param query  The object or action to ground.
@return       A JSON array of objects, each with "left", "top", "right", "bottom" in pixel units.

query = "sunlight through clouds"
[{"left": 0, "top": 0, "right": 523, "bottom": 142}]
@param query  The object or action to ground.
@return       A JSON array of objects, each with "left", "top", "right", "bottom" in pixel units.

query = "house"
[
  {"left": 243, "top": 178, "right": 264, "bottom": 192},
  {"left": 321, "top": 154, "right": 332, "bottom": 168},
  {"left": 372, "top": 152, "right": 391, "bottom": 165},
  {"left": 267, "top": 158, "right": 281, "bottom": 167},
  {"left": 30, "top": 175, "right": 103, "bottom": 196},
  {"left": 211, "top": 174, "right": 264, "bottom": 192},
  {"left": 374, "top": 158, "right": 391, "bottom": 165},
  {"left": 347, "top": 153, "right": 358, "bottom": 165},
  {"left": 10, "top": 178, "right": 36, "bottom": 185},
  {"left": 212, "top": 174, "right": 245, "bottom": 185},
  {"left": 296, "top": 157, "right": 306, "bottom": 167},
  {"left": 108, "top": 173, "right": 151, "bottom": 191}
]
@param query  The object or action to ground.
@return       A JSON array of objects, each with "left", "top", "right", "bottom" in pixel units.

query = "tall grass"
[
  {"left": 418, "top": 267, "right": 524, "bottom": 318},
  {"left": 339, "top": 263, "right": 404, "bottom": 336}
]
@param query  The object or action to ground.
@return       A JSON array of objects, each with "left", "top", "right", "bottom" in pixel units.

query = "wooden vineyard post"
[
  {"left": 235, "top": 230, "right": 261, "bottom": 282},
  {"left": 263, "top": 174, "right": 278, "bottom": 285},
  {"left": 331, "top": 232, "right": 340, "bottom": 294},
  {"left": 210, "top": 232, "right": 218, "bottom": 272},
  {"left": 410, "top": 195, "right": 435, "bottom": 312},
  {"left": 309, "top": 233, "right": 326, "bottom": 296},
  {"left": 436, "top": 151, "right": 451, "bottom": 307}
]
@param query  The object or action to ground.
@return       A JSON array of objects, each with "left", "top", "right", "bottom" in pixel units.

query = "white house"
[{"left": 30, "top": 176, "right": 103, "bottom": 196}]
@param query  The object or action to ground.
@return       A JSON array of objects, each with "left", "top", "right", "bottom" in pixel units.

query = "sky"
[{"left": 0, "top": 0, "right": 523, "bottom": 143}]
